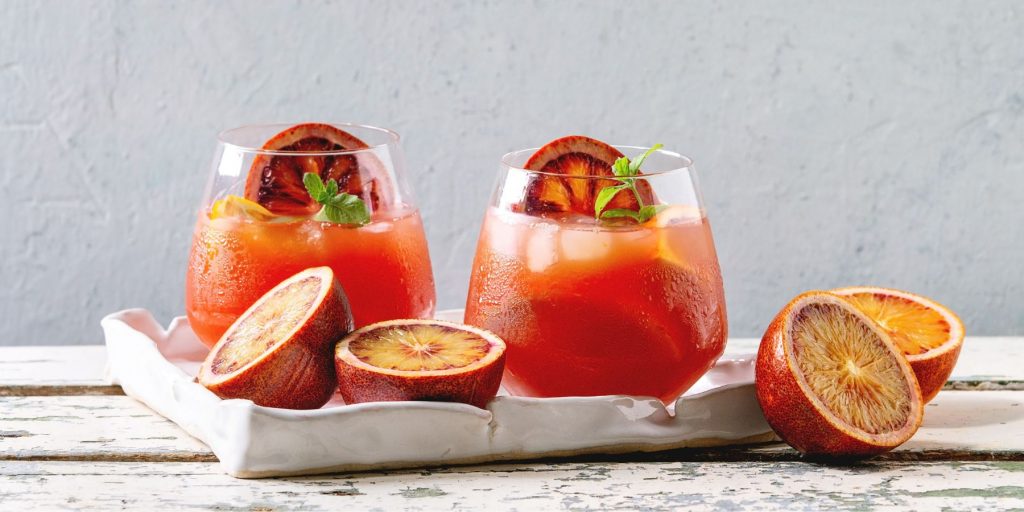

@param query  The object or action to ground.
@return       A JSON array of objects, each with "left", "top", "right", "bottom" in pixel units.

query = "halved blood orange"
[
  {"left": 244, "top": 123, "right": 391, "bottom": 216},
  {"left": 522, "top": 135, "right": 655, "bottom": 216},
  {"left": 335, "top": 319, "right": 506, "bottom": 408},
  {"left": 756, "top": 291, "right": 924, "bottom": 457},
  {"left": 832, "top": 287, "right": 964, "bottom": 403},
  {"left": 197, "top": 267, "right": 354, "bottom": 409}
]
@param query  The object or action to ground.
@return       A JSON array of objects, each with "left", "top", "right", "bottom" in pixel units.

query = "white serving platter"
[{"left": 101, "top": 308, "right": 773, "bottom": 478}]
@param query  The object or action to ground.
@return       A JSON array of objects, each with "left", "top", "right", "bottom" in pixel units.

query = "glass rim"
[
  {"left": 500, "top": 145, "right": 695, "bottom": 179},
  {"left": 216, "top": 122, "right": 401, "bottom": 156}
]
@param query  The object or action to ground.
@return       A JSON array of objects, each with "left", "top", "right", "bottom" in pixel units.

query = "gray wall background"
[{"left": 2, "top": 1, "right": 1022, "bottom": 346}]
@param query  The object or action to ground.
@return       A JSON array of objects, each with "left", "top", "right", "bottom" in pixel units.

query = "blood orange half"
[
  {"left": 756, "top": 291, "right": 924, "bottom": 457},
  {"left": 197, "top": 267, "right": 354, "bottom": 409},
  {"left": 335, "top": 319, "right": 506, "bottom": 409},
  {"left": 832, "top": 286, "right": 964, "bottom": 403}
]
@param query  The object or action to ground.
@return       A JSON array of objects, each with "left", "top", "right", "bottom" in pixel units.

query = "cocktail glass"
[
  {"left": 464, "top": 145, "right": 726, "bottom": 403},
  {"left": 186, "top": 123, "right": 436, "bottom": 347}
]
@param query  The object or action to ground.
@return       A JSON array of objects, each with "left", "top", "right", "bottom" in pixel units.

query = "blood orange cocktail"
[
  {"left": 186, "top": 123, "right": 436, "bottom": 347},
  {"left": 186, "top": 206, "right": 435, "bottom": 346},
  {"left": 464, "top": 137, "right": 727, "bottom": 403}
]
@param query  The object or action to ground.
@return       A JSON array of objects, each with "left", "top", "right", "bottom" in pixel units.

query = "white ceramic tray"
[{"left": 101, "top": 308, "right": 773, "bottom": 478}]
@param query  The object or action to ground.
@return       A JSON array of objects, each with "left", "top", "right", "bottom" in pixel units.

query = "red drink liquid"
[
  {"left": 465, "top": 206, "right": 727, "bottom": 403},
  {"left": 186, "top": 206, "right": 436, "bottom": 347}
]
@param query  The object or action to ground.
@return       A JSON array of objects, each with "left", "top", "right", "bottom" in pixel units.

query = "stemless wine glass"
[
  {"left": 464, "top": 145, "right": 727, "bottom": 404},
  {"left": 186, "top": 123, "right": 436, "bottom": 347}
]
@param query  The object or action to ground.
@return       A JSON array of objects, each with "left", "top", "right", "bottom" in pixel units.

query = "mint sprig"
[
  {"left": 594, "top": 144, "right": 666, "bottom": 223},
  {"left": 302, "top": 173, "right": 371, "bottom": 226}
]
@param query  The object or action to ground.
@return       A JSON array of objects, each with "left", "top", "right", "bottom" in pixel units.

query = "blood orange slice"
[
  {"left": 832, "top": 286, "right": 964, "bottom": 403},
  {"left": 244, "top": 123, "right": 391, "bottom": 216},
  {"left": 334, "top": 319, "right": 506, "bottom": 408},
  {"left": 756, "top": 291, "right": 924, "bottom": 457},
  {"left": 522, "top": 135, "right": 655, "bottom": 216},
  {"left": 197, "top": 267, "right": 354, "bottom": 409}
]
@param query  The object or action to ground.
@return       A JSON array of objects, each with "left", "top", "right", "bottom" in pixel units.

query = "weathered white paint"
[
  {"left": 3, "top": 391, "right": 1020, "bottom": 463},
  {"left": 1, "top": 2, "right": 1023, "bottom": 348},
  {"left": 0, "top": 396, "right": 211, "bottom": 461},
  {"left": 0, "top": 461, "right": 1021, "bottom": 511},
  {"left": 1, "top": 346, "right": 1023, "bottom": 507},
  {"left": 0, "top": 346, "right": 108, "bottom": 388}
]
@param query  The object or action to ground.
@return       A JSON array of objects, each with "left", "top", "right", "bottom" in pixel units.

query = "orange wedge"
[
  {"left": 209, "top": 194, "right": 277, "bottom": 221},
  {"left": 833, "top": 287, "right": 964, "bottom": 403}
]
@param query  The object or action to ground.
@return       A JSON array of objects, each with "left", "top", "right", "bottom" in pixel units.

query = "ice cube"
[
  {"left": 559, "top": 228, "right": 612, "bottom": 261},
  {"left": 526, "top": 222, "right": 559, "bottom": 273}
]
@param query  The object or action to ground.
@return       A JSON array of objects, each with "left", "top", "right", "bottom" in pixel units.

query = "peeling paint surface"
[
  {"left": 1, "top": 345, "right": 1024, "bottom": 508},
  {"left": 0, "top": 1, "right": 1022, "bottom": 346},
  {"left": 0, "top": 461, "right": 1022, "bottom": 510}
]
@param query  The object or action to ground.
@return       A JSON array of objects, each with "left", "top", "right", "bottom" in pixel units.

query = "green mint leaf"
[
  {"left": 303, "top": 173, "right": 327, "bottom": 202},
  {"left": 612, "top": 156, "right": 632, "bottom": 177},
  {"left": 600, "top": 208, "right": 643, "bottom": 222},
  {"left": 628, "top": 143, "right": 663, "bottom": 174},
  {"left": 313, "top": 193, "right": 370, "bottom": 226},
  {"left": 594, "top": 184, "right": 629, "bottom": 219},
  {"left": 638, "top": 204, "right": 668, "bottom": 223},
  {"left": 305, "top": 173, "right": 370, "bottom": 225}
]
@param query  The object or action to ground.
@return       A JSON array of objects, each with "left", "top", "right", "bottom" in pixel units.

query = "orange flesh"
[
  {"left": 840, "top": 293, "right": 951, "bottom": 356},
  {"left": 791, "top": 303, "right": 912, "bottom": 435},
  {"left": 526, "top": 154, "right": 626, "bottom": 214},
  {"left": 348, "top": 325, "right": 491, "bottom": 371},
  {"left": 521, "top": 137, "right": 654, "bottom": 216},
  {"left": 211, "top": 276, "right": 321, "bottom": 374}
]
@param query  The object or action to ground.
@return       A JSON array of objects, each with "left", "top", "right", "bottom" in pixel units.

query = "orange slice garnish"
[
  {"left": 244, "top": 123, "right": 392, "bottom": 216},
  {"left": 521, "top": 135, "right": 655, "bottom": 216}
]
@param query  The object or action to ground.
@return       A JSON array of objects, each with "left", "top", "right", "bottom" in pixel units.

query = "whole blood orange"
[
  {"left": 522, "top": 135, "right": 655, "bottom": 216},
  {"left": 335, "top": 319, "right": 506, "bottom": 409},
  {"left": 197, "top": 267, "right": 353, "bottom": 409},
  {"left": 832, "top": 286, "right": 964, "bottom": 403},
  {"left": 244, "top": 123, "right": 392, "bottom": 216},
  {"left": 755, "top": 291, "right": 924, "bottom": 457}
]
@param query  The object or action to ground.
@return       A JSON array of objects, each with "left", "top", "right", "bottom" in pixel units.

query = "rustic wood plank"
[
  {"left": 0, "top": 396, "right": 213, "bottom": 462},
  {"left": 2, "top": 391, "right": 1021, "bottom": 465},
  {"left": 1, "top": 336, "right": 1019, "bottom": 393},
  {"left": 0, "top": 460, "right": 1021, "bottom": 510},
  {"left": 0, "top": 346, "right": 115, "bottom": 394}
]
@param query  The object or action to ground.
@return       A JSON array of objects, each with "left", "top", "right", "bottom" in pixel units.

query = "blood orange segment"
[
  {"left": 522, "top": 135, "right": 654, "bottom": 215},
  {"left": 244, "top": 123, "right": 392, "bottom": 216},
  {"left": 832, "top": 286, "right": 964, "bottom": 403},
  {"left": 756, "top": 292, "right": 924, "bottom": 457},
  {"left": 197, "top": 267, "right": 354, "bottom": 410},
  {"left": 335, "top": 319, "right": 506, "bottom": 408}
]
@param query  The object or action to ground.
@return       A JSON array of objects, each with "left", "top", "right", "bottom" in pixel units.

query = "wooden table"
[{"left": 1, "top": 338, "right": 1022, "bottom": 510}]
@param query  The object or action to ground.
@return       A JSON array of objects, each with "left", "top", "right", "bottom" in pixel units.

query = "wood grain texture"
[
  {"left": 2, "top": 391, "right": 1020, "bottom": 465},
  {"left": 0, "top": 346, "right": 108, "bottom": 389},
  {"left": 0, "top": 396, "right": 213, "bottom": 462},
  {"left": 0, "top": 460, "right": 1021, "bottom": 511}
]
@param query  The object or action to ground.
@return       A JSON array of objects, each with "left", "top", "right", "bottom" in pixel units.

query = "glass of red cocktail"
[
  {"left": 464, "top": 136, "right": 727, "bottom": 404},
  {"left": 186, "top": 123, "right": 436, "bottom": 347}
]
